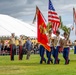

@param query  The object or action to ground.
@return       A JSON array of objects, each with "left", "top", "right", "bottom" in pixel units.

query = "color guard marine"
[
  {"left": 62, "top": 32, "right": 72, "bottom": 64},
  {"left": 46, "top": 29, "right": 53, "bottom": 64},
  {"left": 53, "top": 30, "right": 61, "bottom": 64}
]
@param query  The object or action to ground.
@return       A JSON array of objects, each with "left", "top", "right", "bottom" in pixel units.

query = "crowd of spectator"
[{"left": 0, "top": 40, "right": 39, "bottom": 56}]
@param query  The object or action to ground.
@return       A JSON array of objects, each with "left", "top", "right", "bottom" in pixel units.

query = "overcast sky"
[{"left": 0, "top": 0, "right": 76, "bottom": 41}]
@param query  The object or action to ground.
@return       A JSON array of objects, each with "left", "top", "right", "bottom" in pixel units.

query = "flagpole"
[
  {"left": 73, "top": 7, "right": 76, "bottom": 35},
  {"left": 73, "top": 7, "right": 74, "bottom": 29},
  {"left": 75, "top": 24, "right": 76, "bottom": 35}
]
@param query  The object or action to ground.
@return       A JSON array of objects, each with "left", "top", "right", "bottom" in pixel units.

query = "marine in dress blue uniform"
[
  {"left": 53, "top": 30, "right": 61, "bottom": 64},
  {"left": 46, "top": 30, "right": 53, "bottom": 64},
  {"left": 63, "top": 32, "right": 72, "bottom": 64}
]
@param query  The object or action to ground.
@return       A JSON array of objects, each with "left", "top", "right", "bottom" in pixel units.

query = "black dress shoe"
[
  {"left": 44, "top": 60, "right": 46, "bottom": 63},
  {"left": 58, "top": 59, "right": 60, "bottom": 64},
  {"left": 47, "top": 62, "right": 50, "bottom": 64},
  {"left": 50, "top": 60, "right": 53, "bottom": 64},
  {"left": 68, "top": 60, "right": 70, "bottom": 64},
  {"left": 40, "top": 61, "right": 42, "bottom": 64},
  {"left": 47, "top": 60, "right": 50, "bottom": 64}
]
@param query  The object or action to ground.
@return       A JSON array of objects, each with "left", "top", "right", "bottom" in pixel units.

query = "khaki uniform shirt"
[
  {"left": 10, "top": 37, "right": 15, "bottom": 45},
  {"left": 19, "top": 38, "right": 24, "bottom": 46},
  {"left": 63, "top": 38, "right": 69, "bottom": 48},
  {"left": 54, "top": 36, "right": 60, "bottom": 46},
  {"left": 47, "top": 34, "right": 54, "bottom": 47}
]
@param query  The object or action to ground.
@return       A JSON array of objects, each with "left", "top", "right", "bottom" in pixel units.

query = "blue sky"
[{"left": 0, "top": 0, "right": 76, "bottom": 41}]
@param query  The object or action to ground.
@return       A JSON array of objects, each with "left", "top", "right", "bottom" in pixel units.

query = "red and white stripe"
[{"left": 48, "top": 10, "right": 60, "bottom": 33}]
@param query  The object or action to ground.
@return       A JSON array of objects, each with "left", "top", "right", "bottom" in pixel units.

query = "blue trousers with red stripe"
[
  {"left": 39, "top": 45, "right": 46, "bottom": 63},
  {"left": 74, "top": 46, "right": 76, "bottom": 54},
  {"left": 46, "top": 47, "right": 53, "bottom": 64},
  {"left": 63, "top": 47, "right": 69, "bottom": 64},
  {"left": 53, "top": 46, "right": 60, "bottom": 64}
]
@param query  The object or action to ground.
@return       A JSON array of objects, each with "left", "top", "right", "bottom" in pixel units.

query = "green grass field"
[{"left": 0, "top": 50, "right": 76, "bottom": 75}]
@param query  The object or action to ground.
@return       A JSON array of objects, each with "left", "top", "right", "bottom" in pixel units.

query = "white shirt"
[{"left": 54, "top": 35, "right": 61, "bottom": 46}]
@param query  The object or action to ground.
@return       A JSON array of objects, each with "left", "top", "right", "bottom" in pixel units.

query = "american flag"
[{"left": 48, "top": 0, "right": 60, "bottom": 34}]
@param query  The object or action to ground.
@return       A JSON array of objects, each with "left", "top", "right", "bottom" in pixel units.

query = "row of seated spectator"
[
  {"left": 0, "top": 45, "right": 10, "bottom": 55},
  {"left": 0, "top": 40, "right": 10, "bottom": 55},
  {"left": 0, "top": 41, "right": 40, "bottom": 55}
]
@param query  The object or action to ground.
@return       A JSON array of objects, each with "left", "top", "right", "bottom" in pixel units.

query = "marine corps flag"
[{"left": 36, "top": 6, "right": 51, "bottom": 51}]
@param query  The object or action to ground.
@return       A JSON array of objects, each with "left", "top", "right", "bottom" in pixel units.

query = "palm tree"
[
  {"left": 47, "top": 22, "right": 52, "bottom": 32},
  {"left": 59, "top": 16, "right": 71, "bottom": 37}
]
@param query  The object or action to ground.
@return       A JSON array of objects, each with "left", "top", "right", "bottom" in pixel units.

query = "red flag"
[
  {"left": 48, "top": 0, "right": 60, "bottom": 34},
  {"left": 37, "top": 6, "right": 51, "bottom": 51}
]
